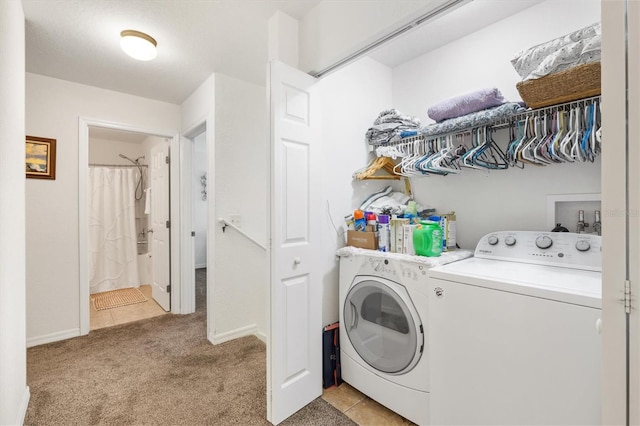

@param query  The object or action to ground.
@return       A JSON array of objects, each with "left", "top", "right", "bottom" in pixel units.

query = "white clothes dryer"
[{"left": 337, "top": 248, "right": 472, "bottom": 425}]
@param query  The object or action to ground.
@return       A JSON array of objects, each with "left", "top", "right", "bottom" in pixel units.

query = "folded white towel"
[{"left": 144, "top": 188, "right": 151, "bottom": 214}]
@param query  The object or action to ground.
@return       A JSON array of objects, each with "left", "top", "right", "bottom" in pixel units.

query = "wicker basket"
[{"left": 516, "top": 61, "right": 601, "bottom": 109}]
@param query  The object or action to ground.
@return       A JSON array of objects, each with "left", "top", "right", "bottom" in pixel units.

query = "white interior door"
[
  {"left": 151, "top": 142, "right": 171, "bottom": 311},
  {"left": 267, "top": 60, "right": 322, "bottom": 425}
]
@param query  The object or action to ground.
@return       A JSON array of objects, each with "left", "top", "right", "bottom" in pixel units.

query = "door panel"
[
  {"left": 150, "top": 143, "right": 171, "bottom": 311},
  {"left": 268, "top": 60, "right": 321, "bottom": 425}
]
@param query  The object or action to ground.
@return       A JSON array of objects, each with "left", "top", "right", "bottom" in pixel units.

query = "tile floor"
[
  {"left": 322, "top": 382, "right": 415, "bottom": 425},
  {"left": 90, "top": 285, "right": 167, "bottom": 330}
]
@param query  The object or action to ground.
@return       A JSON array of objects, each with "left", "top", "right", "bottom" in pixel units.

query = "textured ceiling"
[
  {"left": 22, "top": 0, "right": 321, "bottom": 104},
  {"left": 22, "top": 0, "right": 543, "bottom": 108}
]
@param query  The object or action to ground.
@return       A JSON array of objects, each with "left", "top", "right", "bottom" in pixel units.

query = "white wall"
[
  {"left": 318, "top": 57, "right": 398, "bottom": 325},
  {"left": 0, "top": 2, "right": 29, "bottom": 424},
  {"left": 88, "top": 137, "right": 146, "bottom": 164},
  {"left": 25, "top": 73, "right": 180, "bottom": 345},
  {"left": 213, "top": 73, "right": 268, "bottom": 341},
  {"left": 391, "top": 0, "right": 601, "bottom": 248},
  {"left": 192, "top": 131, "right": 208, "bottom": 268}
]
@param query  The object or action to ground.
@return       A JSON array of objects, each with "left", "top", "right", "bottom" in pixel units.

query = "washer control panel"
[
  {"left": 476, "top": 231, "right": 602, "bottom": 271},
  {"left": 358, "top": 256, "right": 428, "bottom": 281}
]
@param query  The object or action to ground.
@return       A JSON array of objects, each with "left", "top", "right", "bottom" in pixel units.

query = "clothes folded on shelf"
[
  {"left": 427, "top": 87, "right": 505, "bottom": 123},
  {"left": 365, "top": 109, "right": 421, "bottom": 145}
]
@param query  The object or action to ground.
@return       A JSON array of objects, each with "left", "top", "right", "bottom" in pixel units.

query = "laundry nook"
[{"left": 4, "top": 0, "right": 638, "bottom": 425}]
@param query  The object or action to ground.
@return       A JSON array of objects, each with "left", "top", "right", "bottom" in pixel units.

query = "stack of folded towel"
[
  {"left": 365, "top": 109, "right": 421, "bottom": 145},
  {"left": 422, "top": 102, "right": 526, "bottom": 136},
  {"left": 427, "top": 87, "right": 506, "bottom": 123}
]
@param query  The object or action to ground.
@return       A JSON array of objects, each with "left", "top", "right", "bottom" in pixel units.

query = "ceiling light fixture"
[{"left": 120, "top": 30, "right": 157, "bottom": 61}]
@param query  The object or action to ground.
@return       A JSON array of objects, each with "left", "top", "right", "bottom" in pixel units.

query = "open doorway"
[
  {"left": 78, "top": 117, "right": 183, "bottom": 336},
  {"left": 190, "top": 129, "right": 208, "bottom": 314},
  {"left": 86, "top": 127, "right": 171, "bottom": 330}
]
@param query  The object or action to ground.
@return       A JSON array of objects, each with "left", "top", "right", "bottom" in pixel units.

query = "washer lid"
[
  {"left": 344, "top": 277, "right": 423, "bottom": 374},
  {"left": 429, "top": 258, "right": 602, "bottom": 308}
]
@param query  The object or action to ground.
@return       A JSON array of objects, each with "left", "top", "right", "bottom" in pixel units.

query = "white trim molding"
[
  {"left": 209, "top": 324, "right": 258, "bottom": 345},
  {"left": 16, "top": 387, "right": 30, "bottom": 426},
  {"left": 27, "top": 328, "right": 80, "bottom": 348}
]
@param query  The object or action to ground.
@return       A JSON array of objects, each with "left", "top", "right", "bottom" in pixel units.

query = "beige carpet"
[
  {"left": 25, "top": 310, "right": 355, "bottom": 425},
  {"left": 91, "top": 287, "right": 148, "bottom": 311}
]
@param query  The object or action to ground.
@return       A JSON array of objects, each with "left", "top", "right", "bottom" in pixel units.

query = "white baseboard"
[
  {"left": 209, "top": 324, "right": 257, "bottom": 345},
  {"left": 255, "top": 331, "right": 267, "bottom": 344},
  {"left": 27, "top": 328, "right": 80, "bottom": 348},
  {"left": 195, "top": 263, "right": 206, "bottom": 269},
  {"left": 16, "top": 386, "right": 30, "bottom": 426}
]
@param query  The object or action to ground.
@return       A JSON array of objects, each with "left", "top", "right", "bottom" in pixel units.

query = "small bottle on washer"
[{"left": 377, "top": 214, "right": 390, "bottom": 252}]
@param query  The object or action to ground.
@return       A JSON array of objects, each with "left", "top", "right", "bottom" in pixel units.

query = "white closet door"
[
  {"left": 624, "top": 1, "right": 640, "bottom": 423},
  {"left": 267, "top": 60, "right": 322, "bottom": 425}
]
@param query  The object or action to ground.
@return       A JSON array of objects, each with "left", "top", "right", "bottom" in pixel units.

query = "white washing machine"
[
  {"left": 427, "top": 231, "right": 602, "bottom": 426},
  {"left": 337, "top": 247, "right": 472, "bottom": 425}
]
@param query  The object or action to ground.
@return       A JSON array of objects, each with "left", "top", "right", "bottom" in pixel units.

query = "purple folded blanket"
[{"left": 427, "top": 87, "right": 505, "bottom": 123}]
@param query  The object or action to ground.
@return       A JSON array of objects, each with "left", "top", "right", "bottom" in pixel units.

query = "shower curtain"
[{"left": 88, "top": 167, "right": 139, "bottom": 294}]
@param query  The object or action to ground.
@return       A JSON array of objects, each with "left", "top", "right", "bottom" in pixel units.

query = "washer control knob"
[
  {"left": 487, "top": 235, "right": 499, "bottom": 245},
  {"left": 504, "top": 236, "right": 517, "bottom": 246},
  {"left": 535, "top": 235, "right": 553, "bottom": 249},
  {"left": 576, "top": 240, "right": 591, "bottom": 252}
]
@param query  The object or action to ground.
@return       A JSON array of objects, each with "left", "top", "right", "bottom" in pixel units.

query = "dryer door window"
[{"left": 344, "top": 278, "right": 423, "bottom": 374}]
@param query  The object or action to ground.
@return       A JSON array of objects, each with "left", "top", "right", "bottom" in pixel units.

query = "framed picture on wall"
[{"left": 26, "top": 136, "right": 56, "bottom": 180}]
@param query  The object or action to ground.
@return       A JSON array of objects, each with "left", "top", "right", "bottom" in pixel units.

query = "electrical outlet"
[{"left": 230, "top": 214, "right": 241, "bottom": 228}]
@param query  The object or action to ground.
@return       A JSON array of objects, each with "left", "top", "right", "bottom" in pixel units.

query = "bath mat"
[{"left": 91, "top": 287, "right": 148, "bottom": 311}]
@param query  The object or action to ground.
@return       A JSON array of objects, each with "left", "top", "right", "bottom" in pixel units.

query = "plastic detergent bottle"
[
  {"left": 353, "top": 209, "right": 366, "bottom": 231},
  {"left": 428, "top": 215, "right": 447, "bottom": 252},
  {"left": 377, "top": 214, "right": 390, "bottom": 252},
  {"left": 412, "top": 221, "right": 443, "bottom": 257},
  {"left": 405, "top": 200, "right": 418, "bottom": 224}
]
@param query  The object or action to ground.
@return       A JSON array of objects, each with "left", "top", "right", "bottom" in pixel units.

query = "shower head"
[{"left": 119, "top": 153, "right": 135, "bottom": 164}]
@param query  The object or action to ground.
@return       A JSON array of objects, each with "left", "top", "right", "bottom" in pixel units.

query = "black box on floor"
[{"left": 322, "top": 322, "right": 343, "bottom": 389}]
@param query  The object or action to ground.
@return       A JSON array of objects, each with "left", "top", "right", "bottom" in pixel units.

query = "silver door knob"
[{"left": 294, "top": 257, "right": 301, "bottom": 265}]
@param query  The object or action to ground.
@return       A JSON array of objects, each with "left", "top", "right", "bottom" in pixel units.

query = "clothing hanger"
[
  {"left": 520, "top": 116, "right": 546, "bottom": 165},
  {"left": 507, "top": 120, "right": 525, "bottom": 168},
  {"left": 471, "top": 127, "right": 508, "bottom": 170},
  {"left": 559, "top": 107, "right": 576, "bottom": 162},
  {"left": 460, "top": 129, "right": 486, "bottom": 170},
  {"left": 549, "top": 110, "right": 567, "bottom": 162},
  {"left": 353, "top": 153, "right": 401, "bottom": 180},
  {"left": 569, "top": 104, "right": 584, "bottom": 162},
  {"left": 533, "top": 113, "right": 553, "bottom": 164},
  {"left": 515, "top": 117, "right": 541, "bottom": 166}
]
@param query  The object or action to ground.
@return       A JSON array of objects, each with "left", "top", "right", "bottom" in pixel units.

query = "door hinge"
[
  {"left": 166, "top": 285, "right": 171, "bottom": 293},
  {"left": 166, "top": 220, "right": 170, "bottom": 229},
  {"left": 165, "top": 155, "right": 170, "bottom": 164},
  {"left": 625, "top": 280, "right": 631, "bottom": 314},
  {"left": 191, "top": 231, "right": 196, "bottom": 237}
]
